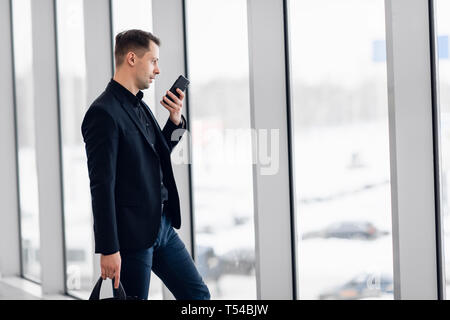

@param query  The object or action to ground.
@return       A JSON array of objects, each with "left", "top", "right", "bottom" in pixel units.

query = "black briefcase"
[{"left": 88, "top": 276, "right": 140, "bottom": 300}]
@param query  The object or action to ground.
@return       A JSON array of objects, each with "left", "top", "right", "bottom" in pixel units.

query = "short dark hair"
[{"left": 114, "top": 29, "right": 161, "bottom": 67}]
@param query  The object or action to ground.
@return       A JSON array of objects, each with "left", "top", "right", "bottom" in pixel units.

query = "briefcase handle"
[{"left": 89, "top": 276, "right": 127, "bottom": 300}]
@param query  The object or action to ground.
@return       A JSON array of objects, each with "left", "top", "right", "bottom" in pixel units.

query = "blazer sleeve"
[
  {"left": 162, "top": 114, "right": 187, "bottom": 153},
  {"left": 81, "top": 107, "right": 120, "bottom": 255}
]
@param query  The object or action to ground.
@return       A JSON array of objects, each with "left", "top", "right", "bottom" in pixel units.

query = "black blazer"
[{"left": 81, "top": 80, "right": 187, "bottom": 255}]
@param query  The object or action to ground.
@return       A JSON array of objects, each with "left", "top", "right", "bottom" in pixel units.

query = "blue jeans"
[{"left": 117, "top": 210, "right": 211, "bottom": 300}]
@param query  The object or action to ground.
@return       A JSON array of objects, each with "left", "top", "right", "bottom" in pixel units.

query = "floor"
[
  {"left": 0, "top": 277, "right": 75, "bottom": 300},
  {"left": 0, "top": 281, "right": 39, "bottom": 300}
]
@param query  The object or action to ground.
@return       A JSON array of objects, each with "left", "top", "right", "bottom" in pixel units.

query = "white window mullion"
[
  {"left": 31, "top": 0, "right": 65, "bottom": 295},
  {"left": 385, "top": 0, "right": 439, "bottom": 299},
  {"left": 247, "top": 0, "right": 295, "bottom": 300},
  {"left": 0, "top": 0, "right": 21, "bottom": 279}
]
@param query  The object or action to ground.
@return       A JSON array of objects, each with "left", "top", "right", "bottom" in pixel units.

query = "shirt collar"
[{"left": 109, "top": 79, "right": 143, "bottom": 107}]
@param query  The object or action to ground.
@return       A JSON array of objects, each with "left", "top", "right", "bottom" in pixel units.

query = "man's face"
[{"left": 133, "top": 41, "right": 160, "bottom": 90}]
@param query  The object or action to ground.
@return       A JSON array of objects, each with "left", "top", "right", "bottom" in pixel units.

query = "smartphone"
[{"left": 165, "top": 75, "right": 190, "bottom": 104}]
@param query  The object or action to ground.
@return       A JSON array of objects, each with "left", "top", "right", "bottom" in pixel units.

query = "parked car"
[
  {"left": 302, "top": 220, "right": 389, "bottom": 240},
  {"left": 319, "top": 272, "right": 393, "bottom": 300},
  {"left": 219, "top": 247, "right": 255, "bottom": 276},
  {"left": 195, "top": 245, "right": 223, "bottom": 282}
]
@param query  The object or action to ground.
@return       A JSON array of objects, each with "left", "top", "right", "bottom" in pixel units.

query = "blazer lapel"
[{"left": 109, "top": 88, "right": 159, "bottom": 155}]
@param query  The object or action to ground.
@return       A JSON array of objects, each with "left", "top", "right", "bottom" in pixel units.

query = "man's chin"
[{"left": 140, "top": 82, "right": 150, "bottom": 90}]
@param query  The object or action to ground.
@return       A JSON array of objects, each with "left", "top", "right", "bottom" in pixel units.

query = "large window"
[
  {"left": 185, "top": 0, "right": 256, "bottom": 299},
  {"left": 111, "top": 0, "right": 163, "bottom": 300},
  {"left": 435, "top": 0, "right": 450, "bottom": 299},
  {"left": 11, "top": 0, "right": 41, "bottom": 283},
  {"left": 55, "top": 0, "right": 93, "bottom": 297},
  {"left": 289, "top": 0, "right": 394, "bottom": 299}
]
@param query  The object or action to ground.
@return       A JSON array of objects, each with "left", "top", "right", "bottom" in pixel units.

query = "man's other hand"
[{"left": 100, "top": 251, "right": 121, "bottom": 289}]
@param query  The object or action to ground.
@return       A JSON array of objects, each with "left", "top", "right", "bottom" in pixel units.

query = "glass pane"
[
  {"left": 55, "top": 0, "right": 93, "bottom": 298},
  {"left": 289, "top": 0, "right": 394, "bottom": 299},
  {"left": 186, "top": 0, "right": 256, "bottom": 299},
  {"left": 12, "top": 0, "right": 41, "bottom": 283},
  {"left": 435, "top": 0, "right": 450, "bottom": 298},
  {"left": 111, "top": 0, "right": 163, "bottom": 300}
]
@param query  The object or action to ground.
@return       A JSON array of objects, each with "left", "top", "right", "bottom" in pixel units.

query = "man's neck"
[{"left": 113, "top": 72, "right": 139, "bottom": 96}]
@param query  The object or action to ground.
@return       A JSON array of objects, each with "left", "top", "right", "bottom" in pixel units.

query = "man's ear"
[{"left": 127, "top": 52, "right": 135, "bottom": 65}]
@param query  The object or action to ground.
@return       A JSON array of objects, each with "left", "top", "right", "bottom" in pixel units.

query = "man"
[{"left": 81, "top": 29, "right": 210, "bottom": 300}]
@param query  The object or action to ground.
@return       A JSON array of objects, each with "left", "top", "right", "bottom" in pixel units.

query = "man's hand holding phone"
[
  {"left": 161, "top": 88, "right": 185, "bottom": 126},
  {"left": 160, "top": 75, "right": 189, "bottom": 126}
]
